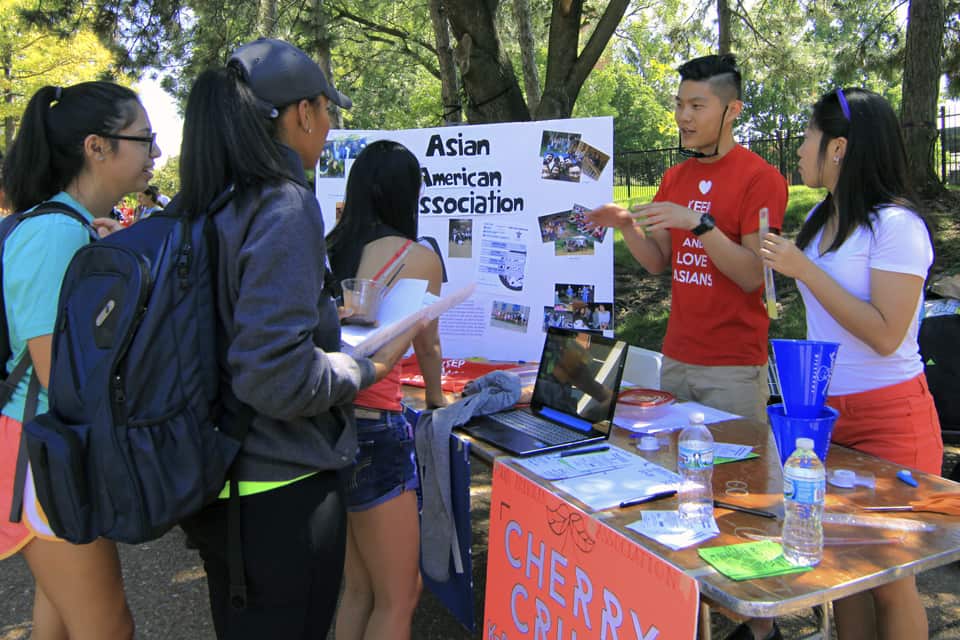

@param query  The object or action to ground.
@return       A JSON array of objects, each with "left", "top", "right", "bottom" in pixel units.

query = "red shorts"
[
  {"left": 0, "top": 414, "right": 59, "bottom": 559},
  {"left": 826, "top": 374, "right": 943, "bottom": 476}
]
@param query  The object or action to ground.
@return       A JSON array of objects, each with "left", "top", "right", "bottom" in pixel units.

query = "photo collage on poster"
[
  {"left": 543, "top": 283, "right": 613, "bottom": 334},
  {"left": 537, "top": 129, "right": 614, "bottom": 334},
  {"left": 314, "top": 117, "right": 614, "bottom": 362}
]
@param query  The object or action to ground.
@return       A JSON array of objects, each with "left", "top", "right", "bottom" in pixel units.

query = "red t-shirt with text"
[{"left": 655, "top": 145, "right": 787, "bottom": 366}]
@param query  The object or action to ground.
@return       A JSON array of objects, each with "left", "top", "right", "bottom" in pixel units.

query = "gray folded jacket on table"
[{"left": 414, "top": 370, "right": 521, "bottom": 582}]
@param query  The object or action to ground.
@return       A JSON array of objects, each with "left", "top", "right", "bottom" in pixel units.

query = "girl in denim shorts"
[{"left": 327, "top": 140, "right": 447, "bottom": 640}]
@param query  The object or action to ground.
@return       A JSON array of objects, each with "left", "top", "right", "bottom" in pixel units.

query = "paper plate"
[{"left": 617, "top": 388, "right": 676, "bottom": 420}]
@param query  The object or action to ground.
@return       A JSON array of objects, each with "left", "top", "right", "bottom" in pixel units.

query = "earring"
[
  {"left": 307, "top": 127, "right": 313, "bottom": 134},
  {"left": 98, "top": 155, "right": 105, "bottom": 161},
  {"left": 833, "top": 156, "right": 840, "bottom": 164}
]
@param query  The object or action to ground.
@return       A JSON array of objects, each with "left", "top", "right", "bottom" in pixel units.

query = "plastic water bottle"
[
  {"left": 678, "top": 412, "right": 714, "bottom": 523},
  {"left": 782, "top": 437, "right": 825, "bottom": 566}
]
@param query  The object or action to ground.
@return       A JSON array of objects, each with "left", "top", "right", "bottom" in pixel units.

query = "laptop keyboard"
[{"left": 494, "top": 410, "right": 578, "bottom": 445}]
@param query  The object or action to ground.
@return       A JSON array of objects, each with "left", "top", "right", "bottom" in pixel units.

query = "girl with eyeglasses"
[
  {"left": 762, "top": 87, "right": 941, "bottom": 640},
  {"left": 1, "top": 81, "right": 161, "bottom": 640}
]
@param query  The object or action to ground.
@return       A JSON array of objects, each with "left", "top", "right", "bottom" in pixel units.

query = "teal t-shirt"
[{"left": 2, "top": 192, "right": 95, "bottom": 421}]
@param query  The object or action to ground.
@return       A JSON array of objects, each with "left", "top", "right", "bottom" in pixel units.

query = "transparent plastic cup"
[{"left": 341, "top": 278, "right": 385, "bottom": 326}]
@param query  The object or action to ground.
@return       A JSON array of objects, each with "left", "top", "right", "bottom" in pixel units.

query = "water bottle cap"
[
  {"left": 796, "top": 437, "right": 814, "bottom": 450},
  {"left": 688, "top": 411, "right": 706, "bottom": 424}
]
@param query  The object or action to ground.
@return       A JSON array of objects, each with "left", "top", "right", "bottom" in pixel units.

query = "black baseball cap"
[{"left": 228, "top": 38, "right": 352, "bottom": 114}]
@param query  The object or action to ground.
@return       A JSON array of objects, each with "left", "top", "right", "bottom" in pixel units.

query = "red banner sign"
[{"left": 484, "top": 462, "right": 699, "bottom": 640}]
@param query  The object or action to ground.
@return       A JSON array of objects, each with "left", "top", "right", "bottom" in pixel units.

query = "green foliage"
[
  {"left": 783, "top": 185, "right": 826, "bottom": 233},
  {"left": 615, "top": 303, "right": 669, "bottom": 351},
  {"left": 151, "top": 155, "right": 179, "bottom": 197},
  {"left": 0, "top": 0, "right": 116, "bottom": 148}
]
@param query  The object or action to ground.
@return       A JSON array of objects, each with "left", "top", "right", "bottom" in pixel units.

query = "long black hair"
[
  {"left": 326, "top": 140, "right": 422, "bottom": 280},
  {"left": 179, "top": 66, "right": 292, "bottom": 215},
  {"left": 796, "top": 88, "right": 925, "bottom": 253},
  {"left": 2, "top": 82, "right": 140, "bottom": 213}
]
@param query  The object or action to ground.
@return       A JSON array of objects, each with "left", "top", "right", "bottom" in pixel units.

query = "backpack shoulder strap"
[
  {"left": 22, "top": 201, "right": 99, "bottom": 242},
  {"left": 8, "top": 359, "right": 40, "bottom": 523}
]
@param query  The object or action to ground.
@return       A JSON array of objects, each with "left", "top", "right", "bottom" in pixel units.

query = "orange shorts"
[
  {"left": 0, "top": 414, "right": 59, "bottom": 559},
  {"left": 826, "top": 373, "right": 943, "bottom": 476}
]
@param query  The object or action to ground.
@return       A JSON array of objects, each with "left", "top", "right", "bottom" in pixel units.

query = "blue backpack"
[
  {"left": 0, "top": 203, "right": 97, "bottom": 526},
  {"left": 20, "top": 189, "right": 251, "bottom": 545}
]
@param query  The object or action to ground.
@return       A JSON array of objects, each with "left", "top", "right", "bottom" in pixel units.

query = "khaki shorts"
[{"left": 660, "top": 356, "right": 769, "bottom": 423}]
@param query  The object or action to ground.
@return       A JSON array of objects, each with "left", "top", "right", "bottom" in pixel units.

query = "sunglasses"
[
  {"left": 836, "top": 88, "right": 851, "bottom": 121},
  {"left": 98, "top": 131, "right": 158, "bottom": 155}
]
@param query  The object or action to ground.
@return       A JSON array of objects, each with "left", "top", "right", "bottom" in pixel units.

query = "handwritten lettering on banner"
[{"left": 484, "top": 463, "right": 699, "bottom": 640}]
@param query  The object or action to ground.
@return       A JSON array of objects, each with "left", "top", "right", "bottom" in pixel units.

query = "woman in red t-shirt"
[{"left": 327, "top": 141, "right": 446, "bottom": 640}]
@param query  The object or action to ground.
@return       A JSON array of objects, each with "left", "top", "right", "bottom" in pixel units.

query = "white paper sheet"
[
  {"left": 552, "top": 459, "right": 681, "bottom": 511},
  {"left": 626, "top": 510, "right": 720, "bottom": 550},
  {"left": 341, "top": 281, "right": 476, "bottom": 357},
  {"left": 512, "top": 446, "right": 639, "bottom": 481},
  {"left": 613, "top": 401, "right": 741, "bottom": 433}
]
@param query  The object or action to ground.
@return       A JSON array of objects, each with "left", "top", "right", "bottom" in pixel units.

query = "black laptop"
[{"left": 459, "top": 327, "right": 628, "bottom": 456}]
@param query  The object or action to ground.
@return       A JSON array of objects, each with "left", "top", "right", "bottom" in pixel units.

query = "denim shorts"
[{"left": 339, "top": 410, "right": 419, "bottom": 512}]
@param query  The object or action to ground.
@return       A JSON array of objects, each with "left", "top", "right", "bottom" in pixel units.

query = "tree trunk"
[
  {"left": 718, "top": 0, "right": 731, "bottom": 54},
  {"left": 901, "top": 0, "right": 945, "bottom": 195},
  {"left": 442, "top": 0, "right": 531, "bottom": 123},
  {"left": 310, "top": 0, "right": 344, "bottom": 129},
  {"left": 258, "top": 0, "right": 277, "bottom": 37},
  {"left": 3, "top": 53, "right": 13, "bottom": 150},
  {"left": 512, "top": 0, "right": 541, "bottom": 114},
  {"left": 429, "top": 0, "right": 462, "bottom": 124},
  {"left": 536, "top": 0, "right": 630, "bottom": 120}
]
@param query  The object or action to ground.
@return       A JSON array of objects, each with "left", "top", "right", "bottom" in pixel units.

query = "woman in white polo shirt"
[{"left": 762, "top": 87, "right": 940, "bottom": 640}]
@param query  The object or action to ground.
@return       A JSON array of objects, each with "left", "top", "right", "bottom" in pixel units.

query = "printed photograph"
[
  {"left": 539, "top": 130, "right": 583, "bottom": 182},
  {"left": 571, "top": 204, "right": 606, "bottom": 242},
  {"left": 448, "top": 219, "right": 473, "bottom": 258},
  {"left": 554, "top": 234, "right": 595, "bottom": 257},
  {"left": 317, "top": 135, "right": 368, "bottom": 178},
  {"left": 537, "top": 211, "right": 576, "bottom": 243},
  {"left": 543, "top": 302, "right": 613, "bottom": 333},
  {"left": 554, "top": 283, "right": 595, "bottom": 308},
  {"left": 490, "top": 301, "right": 531, "bottom": 333},
  {"left": 574, "top": 140, "right": 611, "bottom": 181}
]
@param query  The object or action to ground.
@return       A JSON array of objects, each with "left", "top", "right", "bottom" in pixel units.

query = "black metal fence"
[
  {"left": 614, "top": 106, "right": 960, "bottom": 201},
  {"left": 940, "top": 106, "right": 960, "bottom": 186}
]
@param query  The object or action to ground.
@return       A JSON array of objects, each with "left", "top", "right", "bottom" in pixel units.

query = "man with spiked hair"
[{"left": 589, "top": 54, "right": 787, "bottom": 426}]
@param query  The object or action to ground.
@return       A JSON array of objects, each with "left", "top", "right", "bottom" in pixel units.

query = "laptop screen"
[{"left": 530, "top": 328, "right": 628, "bottom": 433}]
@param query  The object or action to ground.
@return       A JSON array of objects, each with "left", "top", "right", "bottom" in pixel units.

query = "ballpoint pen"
[
  {"left": 619, "top": 490, "right": 678, "bottom": 509},
  {"left": 560, "top": 444, "right": 610, "bottom": 458},
  {"left": 713, "top": 500, "right": 778, "bottom": 519}
]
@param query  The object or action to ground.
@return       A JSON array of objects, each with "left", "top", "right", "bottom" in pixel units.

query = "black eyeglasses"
[{"left": 98, "top": 131, "right": 157, "bottom": 154}]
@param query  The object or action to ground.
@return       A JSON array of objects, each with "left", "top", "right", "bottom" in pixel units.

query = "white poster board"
[{"left": 316, "top": 117, "right": 614, "bottom": 362}]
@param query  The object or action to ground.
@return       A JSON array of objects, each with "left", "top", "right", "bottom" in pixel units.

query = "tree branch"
[{"left": 569, "top": 0, "right": 630, "bottom": 89}]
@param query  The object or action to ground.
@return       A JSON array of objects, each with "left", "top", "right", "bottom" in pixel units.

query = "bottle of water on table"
[
  {"left": 678, "top": 411, "right": 714, "bottom": 524},
  {"left": 782, "top": 437, "right": 825, "bottom": 566}
]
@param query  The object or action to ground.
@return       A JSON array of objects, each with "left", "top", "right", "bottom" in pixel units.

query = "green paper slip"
[
  {"left": 715, "top": 453, "right": 760, "bottom": 465},
  {"left": 698, "top": 541, "right": 814, "bottom": 581}
]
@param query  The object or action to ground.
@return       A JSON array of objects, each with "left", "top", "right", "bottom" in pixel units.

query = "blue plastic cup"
[
  {"left": 767, "top": 403, "right": 839, "bottom": 466},
  {"left": 771, "top": 339, "right": 839, "bottom": 418}
]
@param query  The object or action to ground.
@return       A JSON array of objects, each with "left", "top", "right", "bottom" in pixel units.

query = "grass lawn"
[{"left": 612, "top": 186, "right": 959, "bottom": 350}]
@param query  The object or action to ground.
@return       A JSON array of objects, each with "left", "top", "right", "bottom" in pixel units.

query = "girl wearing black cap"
[
  {"left": 1, "top": 81, "right": 159, "bottom": 640},
  {"left": 176, "top": 39, "right": 415, "bottom": 640}
]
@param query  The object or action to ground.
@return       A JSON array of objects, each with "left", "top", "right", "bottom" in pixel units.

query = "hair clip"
[{"left": 836, "top": 87, "right": 851, "bottom": 121}]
